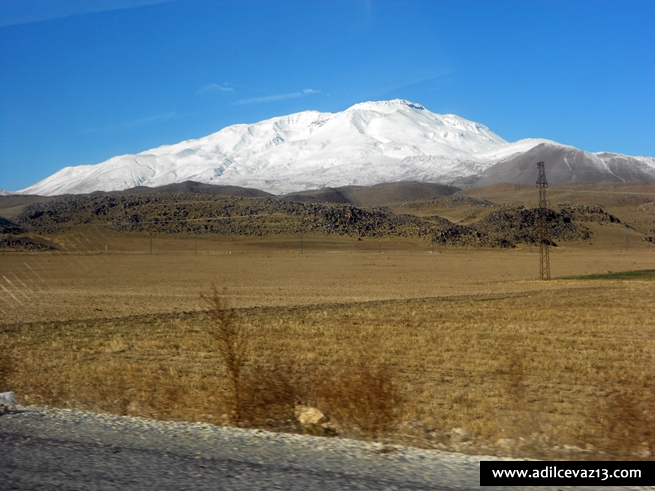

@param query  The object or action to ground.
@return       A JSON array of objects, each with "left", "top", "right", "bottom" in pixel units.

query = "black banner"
[{"left": 480, "top": 460, "right": 653, "bottom": 486}]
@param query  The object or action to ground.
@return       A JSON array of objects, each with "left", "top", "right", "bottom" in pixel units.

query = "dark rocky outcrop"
[
  {"left": 0, "top": 217, "right": 25, "bottom": 234},
  {"left": 12, "top": 192, "right": 633, "bottom": 249},
  {"left": 0, "top": 237, "right": 57, "bottom": 251}
]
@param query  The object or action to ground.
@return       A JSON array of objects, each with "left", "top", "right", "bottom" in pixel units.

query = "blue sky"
[{"left": 1, "top": 0, "right": 654, "bottom": 191}]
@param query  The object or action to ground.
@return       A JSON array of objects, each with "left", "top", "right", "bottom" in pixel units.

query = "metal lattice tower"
[{"left": 536, "top": 161, "right": 551, "bottom": 280}]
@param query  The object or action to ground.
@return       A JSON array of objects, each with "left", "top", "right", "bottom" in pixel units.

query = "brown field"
[
  {"left": 1, "top": 238, "right": 653, "bottom": 322},
  {"left": 1, "top": 181, "right": 654, "bottom": 459},
  {"left": 1, "top": 239, "right": 654, "bottom": 460}
]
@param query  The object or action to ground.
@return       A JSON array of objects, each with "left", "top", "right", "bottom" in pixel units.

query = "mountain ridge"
[{"left": 16, "top": 99, "right": 655, "bottom": 196}]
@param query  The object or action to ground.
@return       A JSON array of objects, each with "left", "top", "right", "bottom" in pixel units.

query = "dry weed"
[
  {"left": 503, "top": 350, "right": 542, "bottom": 436},
  {"left": 238, "top": 363, "right": 297, "bottom": 430},
  {"left": 201, "top": 288, "right": 299, "bottom": 428},
  {"left": 0, "top": 345, "right": 14, "bottom": 392},
  {"left": 583, "top": 372, "right": 655, "bottom": 458},
  {"left": 202, "top": 286, "right": 249, "bottom": 423},
  {"left": 313, "top": 363, "right": 401, "bottom": 439}
]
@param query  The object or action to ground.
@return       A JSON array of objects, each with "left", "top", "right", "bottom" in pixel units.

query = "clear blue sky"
[{"left": 1, "top": 0, "right": 654, "bottom": 191}]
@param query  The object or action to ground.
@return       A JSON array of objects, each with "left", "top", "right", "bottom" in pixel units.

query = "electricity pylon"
[{"left": 536, "top": 161, "right": 551, "bottom": 280}]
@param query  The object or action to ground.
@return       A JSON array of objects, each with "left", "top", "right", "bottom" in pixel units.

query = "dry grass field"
[
  {"left": 1, "top": 242, "right": 654, "bottom": 460},
  {"left": 0, "top": 243, "right": 652, "bottom": 322},
  {"left": 1, "top": 182, "right": 654, "bottom": 459}
]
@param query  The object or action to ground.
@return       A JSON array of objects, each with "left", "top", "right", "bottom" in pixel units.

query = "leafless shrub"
[
  {"left": 202, "top": 286, "right": 249, "bottom": 423},
  {"left": 202, "top": 287, "right": 299, "bottom": 428},
  {"left": 500, "top": 350, "right": 546, "bottom": 456},
  {"left": 238, "top": 363, "right": 297, "bottom": 430},
  {"left": 313, "top": 363, "right": 401, "bottom": 439},
  {"left": 0, "top": 346, "right": 14, "bottom": 392},
  {"left": 506, "top": 351, "right": 526, "bottom": 404},
  {"left": 585, "top": 374, "right": 655, "bottom": 458}
]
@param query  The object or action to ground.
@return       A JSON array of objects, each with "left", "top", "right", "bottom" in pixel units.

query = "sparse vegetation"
[
  {"left": 2, "top": 279, "right": 654, "bottom": 459},
  {"left": 561, "top": 269, "right": 655, "bottom": 280},
  {"left": 0, "top": 344, "right": 13, "bottom": 392},
  {"left": 313, "top": 363, "right": 401, "bottom": 438},
  {"left": 201, "top": 287, "right": 248, "bottom": 423}
]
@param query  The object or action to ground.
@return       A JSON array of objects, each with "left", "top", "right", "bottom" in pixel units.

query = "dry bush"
[
  {"left": 238, "top": 363, "right": 298, "bottom": 430},
  {"left": 312, "top": 363, "right": 401, "bottom": 439},
  {"left": 506, "top": 351, "right": 526, "bottom": 403},
  {"left": 202, "top": 287, "right": 298, "bottom": 428},
  {"left": 584, "top": 373, "right": 655, "bottom": 458},
  {"left": 0, "top": 345, "right": 14, "bottom": 392},
  {"left": 502, "top": 350, "right": 541, "bottom": 437},
  {"left": 202, "top": 286, "right": 249, "bottom": 423}
]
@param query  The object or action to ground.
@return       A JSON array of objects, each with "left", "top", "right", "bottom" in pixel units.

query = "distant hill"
[
  {"left": 0, "top": 183, "right": 272, "bottom": 220},
  {"left": 279, "top": 181, "right": 459, "bottom": 206},
  {"left": 458, "top": 143, "right": 655, "bottom": 187},
  {"left": 115, "top": 181, "right": 274, "bottom": 197},
  {"left": 6, "top": 188, "right": 632, "bottom": 249},
  {"left": 0, "top": 216, "right": 26, "bottom": 234}
]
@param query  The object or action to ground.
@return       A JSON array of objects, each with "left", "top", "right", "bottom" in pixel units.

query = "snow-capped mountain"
[{"left": 16, "top": 100, "right": 655, "bottom": 195}]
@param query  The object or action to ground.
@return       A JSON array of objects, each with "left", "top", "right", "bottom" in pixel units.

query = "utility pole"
[
  {"left": 300, "top": 233, "right": 303, "bottom": 254},
  {"left": 537, "top": 161, "right": 551, "bottom": 280},
  {"left": 149, "top": 232, "right": 153, "bottom": 255}
]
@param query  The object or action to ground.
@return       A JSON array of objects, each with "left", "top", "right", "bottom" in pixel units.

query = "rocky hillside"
[
  {"left": 0, "top": 216, "right": 26, "bottom": 234},
  {"left": 432, "top": 205, "right": 625, "bottom": 247},
  {"left": 279, "top": 181, "right": 459, "bottom": 207},
  {"left": 6, "top": 191, "right": 630, "bottom": 249}
]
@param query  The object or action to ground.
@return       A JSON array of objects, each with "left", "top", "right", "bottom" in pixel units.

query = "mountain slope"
[
  {"left": 18, "top": 100, "right": 514, "bottom": 196},
  {"left": 279, "top": 181, "right": 459, "bottom": 206},
  {"left": 17, "top": 99, "right": 655, "bottom": 196},
  {"left": 463, "top": 143, "right": 655, "bottom": 187}
]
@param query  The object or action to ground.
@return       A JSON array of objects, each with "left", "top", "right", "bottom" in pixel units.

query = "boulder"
[
  {"left": 295, "top": 405, "right": 328, "bottom": 426},
  {"left": 0, "top": 391, "right": 17, "bottom": 407},
  {"left": 295, "top": 405, "right": 336, "bottom": 436},
  {"left": 450, "top": 427, "right": 471, "bottom": 443}
]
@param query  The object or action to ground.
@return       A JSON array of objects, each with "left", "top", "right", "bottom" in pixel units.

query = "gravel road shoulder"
[{"left": 0, "top": 406, "right": 646, "bottom": 490}]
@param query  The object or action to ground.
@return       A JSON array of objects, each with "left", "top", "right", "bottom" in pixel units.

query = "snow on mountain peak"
[
  {"left": 22, "top": 100, "right": 648, "bottom": 196},
  {"left": 347, "top": 99, "right": 426, "bottom": 112}
]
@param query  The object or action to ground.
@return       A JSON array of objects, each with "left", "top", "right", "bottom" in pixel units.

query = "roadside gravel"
[{"left": 0, "top": 406, "right": 645, "bottom": 490}]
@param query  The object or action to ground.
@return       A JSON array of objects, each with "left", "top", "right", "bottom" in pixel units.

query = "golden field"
[
  {"left": 0, "top": 239, "right": 653, "bottom": 322},
  {"left": 1, "top": 242, "right": 654, "bottom": 459}
]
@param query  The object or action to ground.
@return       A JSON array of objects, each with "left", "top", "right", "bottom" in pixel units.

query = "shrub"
[
  {"left": 202, "top": 287, "right": 249, "bottom": 423},
  {"left": 313, "top": 363, "right": 401, "bottom": 439},
  {"left": 0, "top": 346, "right": 13, "bottom": 392}
]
